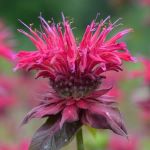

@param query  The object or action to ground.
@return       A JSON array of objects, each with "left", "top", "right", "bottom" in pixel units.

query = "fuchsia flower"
[
  {"left": 0, "top": 76, "right": 16, "bottom": 115},
  {"left": 139, "top": 0, "right": 150, "bottom": 6},
  {"left": 0, "top": 20, "right": 15, "bottom": 61},
  {"left": 137, "top": 98, "right": 150, "bottom": 135},
  {"left": 107, "top": 87, "right": 123, "bottom": 101},
  {"left": 108, "top": 135, "right": 138, "bottom": 150},
  {"left": 138, "top": 99, "right": 150, "bottom": 121},
  {"left": 0, "top": 139, "right": 29, "bottom": 150},
  {"left": 130, "top": 57, "right": 150, "bottom": 84},
  {"left": 15, "top": 15, "right": 135, "bottom": 149},
  {"left": 139, "top": 58, "right": 150, "bottom": 82}
]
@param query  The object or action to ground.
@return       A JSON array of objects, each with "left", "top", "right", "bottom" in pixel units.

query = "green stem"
[{"left": 76, "top": 128, "right": 84, "bottom": 150}]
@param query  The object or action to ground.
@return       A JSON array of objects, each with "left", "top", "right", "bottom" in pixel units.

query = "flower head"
[
  {"left": 15, "top": 15, "right": 135, "bottom": 74},
  {"left": 15, "top": 15, "right": 135, "bottom": 149},
  {"left": 0, "top": 20, "right": 15, "bottom": 61}
]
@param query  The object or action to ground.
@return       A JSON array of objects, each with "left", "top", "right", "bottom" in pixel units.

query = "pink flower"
[
  {"left": 130, "top": 57, "right": 150, "bottom": 84},
  {"left": 140, "top": 58, "right": 150, "bottom": 82},
  {"left": 138, "top": 99, "right": 150, "bottom": 121},
  {"left": 108, "top": 135, "right": 138, "bottom": 150},
  {"left": 0, "top": 139, "right": 29, "bottom": 150},
  {"left": 137, "top": 98, "right": 150, "bottom": 134},
  {"left": 15, "top": 15, "right": 135, "bottom": 149},
  {"left": 107, "top": 87, "right": 123, "bottom": 101},
  {"left": 139, "top": 0, "right": 150, "bottom": 6},
  {"left": 0, "top": 75, "right": 16, "bottom": 115},
  {"left": 0, "top": 20, "right": 15, "bottom": 61},
  {"left": 15, "top": 16, "right": 135, "bottom": 74},
  {"left": 0, "top": 73, "right": 47, "bottom": 117}
]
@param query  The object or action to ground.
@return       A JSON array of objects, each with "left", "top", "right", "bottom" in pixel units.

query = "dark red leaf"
[
  {"left": 83, "top": 103, "right": 128, "bottom": 137},
  {"left": 29, "top": 118, "right": 81, "bottom": 150}
]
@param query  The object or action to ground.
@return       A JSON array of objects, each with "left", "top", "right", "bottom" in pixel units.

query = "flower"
[
  {"left": 0, "top": 139, "right": 29, "bottom": 150},
  {"left": 130, "top": 57, "right": 150, "bottom": 84},
  {"left": 0, "top": 20, "right": 15, "bottom": 61},
  {"left": 108, "top": 135, "right": 138, "bottom": 150},
  {"left": 15, "top": 16, "right": 135, "bottom": 73},
  {"left": 138, "top": 99, "right": 150, "bottom": 121},
  {"left": 15, "top": 15, "right": 135, "bottom": 149},
  {"left": 0, "top": 75, "right": 17, "bottom": 116},
  {"left": 137, "top": 98, "right": 150, "bottom": 133},
  {"left": 139, "top": 0, "right": 150, "bottom": 6}
]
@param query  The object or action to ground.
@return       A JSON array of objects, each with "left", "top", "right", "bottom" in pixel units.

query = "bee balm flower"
[
  {"left": 108, "top": 135, "right": 138, "bottom": 150},
  {"left": 15, "top": 15, "right": 135, "bottom": 149},
  {"left": 131, "top": 57, "right": 150, "bottom": 84},
  {"left": 0, "top": 20, "right": 15, "bottom": 61}
]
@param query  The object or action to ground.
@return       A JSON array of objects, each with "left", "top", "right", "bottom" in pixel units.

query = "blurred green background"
[{"left": 0, "top": 0, "right": 150, "bottom": 55}]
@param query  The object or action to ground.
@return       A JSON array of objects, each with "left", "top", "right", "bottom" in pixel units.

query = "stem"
[{"left": 76, "top": 128, "right": 84, "bottom": 150}]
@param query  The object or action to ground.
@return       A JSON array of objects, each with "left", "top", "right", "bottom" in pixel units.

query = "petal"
[
  {"left": 21, "top": 102, "right": 64, "bottom": 125},
  {"left": 84, "top": 103, "right": 127, "bottom": 136},
  {"left": 35, "top": 70, "right": 55, "bottom": 79},
  {"left": 100, "top": 52, "right": 122, "bottom": 65},
  {"left": 105, "top": 28, "right": 133, "bottom": 45},
  {"left": 64, "top": 20, "right": 77, "bottom": 72},
  {"left": 60, "top": 105, "right": 79, "bottom": 128},
  {"left": 79, "top": 48, "right": 88, "bottom": 72},
  {"left": 88, "top": 86, "right": 112, "bottom": 98},
  {"left": 82, "top": 111, "right": 110, "bottom": 129},
  {"left": 114, "top": 51, "right": 136, "bottom": 62},
  {"left": 97, "top": 95, "right": 117, "bottom": 105},
  {"left": 76, "top": 100, "right": 89, "bottom": 109},
  {"left": 26, "top": 63, "right": 51, "bottom": 72}
]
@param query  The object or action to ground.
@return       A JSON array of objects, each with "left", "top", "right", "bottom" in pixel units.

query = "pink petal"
[
  {"left": 88, "top": 86, "right": 112, "bottom": 98},
  {"left": 21, "top": 102, "right": 64, "bottom": 125},
  {"left": 60, "top": 105, "right": 79, "bottom": 128},
  {"left": 35, "top": 70, "right": 55, "bottom": 79},
  {"left": 76, "top": 100, "right": 89, "bottom": 109},
  {"left": 105, "top": 28, "right": 133, "bottom": 45}
]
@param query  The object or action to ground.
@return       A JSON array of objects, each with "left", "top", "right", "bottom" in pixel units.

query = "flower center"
[{"left": 51, "top": 74, "right": 103, "bottom": 99}]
